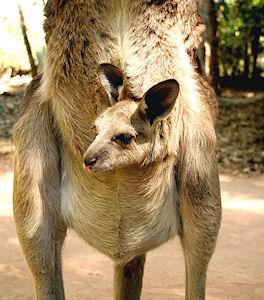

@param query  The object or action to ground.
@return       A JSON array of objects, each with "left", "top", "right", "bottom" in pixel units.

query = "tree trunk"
[
  {"left": 252, "top": 27, "right": 261, "bottom": 79},
  {"left": 18, "top": 4, "right": 37, "bottom": 77},
  {"left": 208, "top": 0, "right": 219, "bottom": 92},
  {"left": 243, "top": 27, "right": 250, "bottom": 79},
  {"left": 198, "top": 0, "right": 219, "bottom": 93}
]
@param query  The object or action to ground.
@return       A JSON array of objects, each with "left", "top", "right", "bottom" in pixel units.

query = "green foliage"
[{"left": 217, "top": 0, "right": 264, "bottom": 77}]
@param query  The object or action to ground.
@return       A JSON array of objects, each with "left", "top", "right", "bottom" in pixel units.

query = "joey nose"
[{"left": 84, "top": 156, "right": 98, "bottom": 167}]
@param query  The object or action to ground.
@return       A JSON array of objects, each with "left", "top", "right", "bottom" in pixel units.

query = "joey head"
[{"left": 83, "top": 63, "right": 179, "bottom": 173}]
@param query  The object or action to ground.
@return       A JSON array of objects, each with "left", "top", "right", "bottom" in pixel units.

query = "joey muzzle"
[{"left": 83, "top": 154, "right": 98, "bottom": 172}]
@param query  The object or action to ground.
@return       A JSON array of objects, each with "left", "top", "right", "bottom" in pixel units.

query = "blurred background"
[{"left": 0, "top": 1, "right": 263, "bottom": 299}]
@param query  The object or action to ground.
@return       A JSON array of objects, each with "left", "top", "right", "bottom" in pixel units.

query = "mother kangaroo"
[{"left": 13, "top": 0, "right": 221, "bottom": 299}]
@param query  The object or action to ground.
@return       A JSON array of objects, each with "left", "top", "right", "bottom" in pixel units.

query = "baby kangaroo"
[
  {"left": 82, "top": 63, "right": 221, "bottom": 300},
  {"left": 84, "top": 63, "right": 180, "bottom": 173}
]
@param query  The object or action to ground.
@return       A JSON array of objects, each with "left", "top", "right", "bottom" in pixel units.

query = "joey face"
[
  {"left": 83, "top": 101, "right": 152, "bottom": 172},
  {"left": 83, "top": 64, "right": 179, "bottom": 173}
]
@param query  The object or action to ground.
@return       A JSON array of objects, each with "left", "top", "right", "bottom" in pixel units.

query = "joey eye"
[{"left": 114, "top": 134, "right": 134, "bottom": 145}]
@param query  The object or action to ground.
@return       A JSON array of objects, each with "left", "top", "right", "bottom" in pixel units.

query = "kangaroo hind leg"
[
  {"left": 114, "top": 254, "right": 146, "bottom": 300},
  {"left": 13, "top": 77, "right": 67, "bottom": 300}
]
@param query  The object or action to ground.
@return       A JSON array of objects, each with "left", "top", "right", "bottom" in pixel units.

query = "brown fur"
[{"left": 13, "top": 1, "right": 221, "bottom": 299}]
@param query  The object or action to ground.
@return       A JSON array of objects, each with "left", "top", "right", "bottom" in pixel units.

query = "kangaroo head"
[{"left": 83, "top": 64, "right": 179, "bottom": 173}]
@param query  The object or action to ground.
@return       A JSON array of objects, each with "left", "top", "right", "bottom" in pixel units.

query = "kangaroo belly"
[{"left": 61, "top": 159, "right": 179, "bottom": 263}]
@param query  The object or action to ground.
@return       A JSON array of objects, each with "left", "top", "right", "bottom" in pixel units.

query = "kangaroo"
[{"left": 13, "top": 1, "right": 221, "bottom": 299}]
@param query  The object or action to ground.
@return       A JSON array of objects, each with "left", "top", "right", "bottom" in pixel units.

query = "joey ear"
[
  {"left": 98, "top": 63, "right": 127, "bottom": 106},
  {"left": 139, "top": 79, "right": 179, "bottom": 125}
]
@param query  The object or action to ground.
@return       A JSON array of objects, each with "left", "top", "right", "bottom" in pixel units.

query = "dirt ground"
[{"left": 0, "top": 154, "right": 263, "bottom": 300}]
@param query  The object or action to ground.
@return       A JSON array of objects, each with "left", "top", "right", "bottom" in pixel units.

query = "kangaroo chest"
[{"left": 61, "top": 155, "right": 179, "bottom": 263}]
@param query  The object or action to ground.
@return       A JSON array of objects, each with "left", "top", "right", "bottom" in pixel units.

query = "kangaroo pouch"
[{"left": 61, "top": 153, "right": 179, "bottom": 263}]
